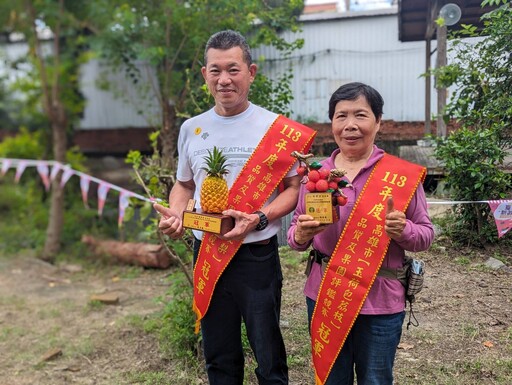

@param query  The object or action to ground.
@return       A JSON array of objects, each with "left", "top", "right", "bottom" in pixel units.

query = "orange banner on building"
[
  {"left": 311, "top": 154, "right": 426, "bottom": 384},
  {"left": 193, "top": 116, "right": 316, "bottom": 332}
]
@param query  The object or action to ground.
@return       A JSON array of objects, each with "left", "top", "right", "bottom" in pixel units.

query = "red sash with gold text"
[
  {"left": 193, "top": 115, "right": 316, "bottom": 332},
  {"left": 311, "top": 154, "right": 426, "bottom": 384}
]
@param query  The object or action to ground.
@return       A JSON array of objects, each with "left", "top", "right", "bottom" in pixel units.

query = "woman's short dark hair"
[
  {"left": 328, "top": 82, "right": 384, "bottom": 121},
  {"left": 204, "top": 30, "right": 252, "bottom": 66}
]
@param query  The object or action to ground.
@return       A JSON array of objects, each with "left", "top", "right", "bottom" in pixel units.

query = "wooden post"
[
  {"left": 436, "top": 23, "right": 447, "bottom": 138},
  {"left": 424, "top": 0, "right": 437, "bottom": 137},
  {"left": 425, "top": 37, "right": 432, "bottom": 136}
]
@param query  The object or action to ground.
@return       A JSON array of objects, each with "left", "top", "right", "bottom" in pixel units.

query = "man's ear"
[{"left": 249, "top": 63, "right": 258, "bottom": 82}]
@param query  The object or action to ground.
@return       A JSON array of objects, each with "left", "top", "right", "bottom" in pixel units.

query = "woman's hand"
[
  {"left": 385, "top": 197, "right": 406, "bottom": 240},
  {"left": 294, "top": 214, "right": 328, "bottom": 245}
]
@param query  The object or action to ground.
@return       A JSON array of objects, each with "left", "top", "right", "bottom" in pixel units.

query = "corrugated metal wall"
[
  {"left": 1, "top": 8, "right": 477, "bottom": 132},
  {"left": 1, "top": 9, "right": 449, "bottom": 130},
  {"left": 78, "top": 60, "right": 161, "bottom": 129},
  {"left": 277, "top": 212, "right": 293, "bottom": 247},
  {"left": 0, "top": 41, "right": 161, "bottom": 131},
  {"left": 253, "top": 9, "right": 438, "bottom": 123}
]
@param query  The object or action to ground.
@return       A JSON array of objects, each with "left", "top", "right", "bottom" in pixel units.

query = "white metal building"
[
  {"left": 1, "top": 5, "right": 449, "bottom": 131},
  {"left": 253, "top": 6, "right": 437, "bottom": 123},
  {"left": 0, "top": 40, "right": 158, "bottom": 131}
]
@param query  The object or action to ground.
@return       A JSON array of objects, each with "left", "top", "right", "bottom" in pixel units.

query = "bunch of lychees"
[{"left": 291, "top": 151, "right": 351, "bottom": 206}]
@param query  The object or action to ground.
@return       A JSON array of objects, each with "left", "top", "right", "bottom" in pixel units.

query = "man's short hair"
[{"left": 204, "top": 30, "right": 252, "bottom": 66}]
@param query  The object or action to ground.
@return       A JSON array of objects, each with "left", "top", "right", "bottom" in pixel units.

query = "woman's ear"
[{"left": 375, "top": 117, "right": 382, "bottom": 132}]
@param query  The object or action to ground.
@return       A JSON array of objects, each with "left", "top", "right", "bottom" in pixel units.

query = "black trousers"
[{"left": 194, "top": 236, "right": 288, "bottom": 385}]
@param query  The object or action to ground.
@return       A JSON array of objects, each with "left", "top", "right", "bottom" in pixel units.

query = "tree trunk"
[
  {"left": 41, "top": 110, "right": 67, "bottom": 261},
  {"left": 160, "top": 101, "right": 179, "bottom": 197},
  {"left": 28, "top": 0, "right": 68, "bottom": 262},
  {"left": 161, "top": 101, "right": 178, "bottom": 172},
  {"left": 42, "top": 178, "right": 65, "bottom": 260},
  {"left": 82, "top": 235, "right": 174, "bottom": 269},
  {"left": 475, "top": 204, "right": 484, "bottom": 238}
]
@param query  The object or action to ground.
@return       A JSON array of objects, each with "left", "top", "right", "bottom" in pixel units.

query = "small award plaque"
[
  {"left": 305, "top": 193, "right": 339, "bottom": 224},
  {"left": 291, "top": 151, "right": 351, "bottom": 225},
  {"left": 182, "top": 199, "right": 234, "bottom": 235},
  {"left": 182, "top": 147, "right": 235, "bottom": 235}
]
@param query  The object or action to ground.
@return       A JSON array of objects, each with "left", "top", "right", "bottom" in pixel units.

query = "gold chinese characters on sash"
[
  {"left": 193, "top": 116, "right": 316, "bottom": 332},
  {"left": 311, "top": 154, "right": 426, "bottom": 384}
]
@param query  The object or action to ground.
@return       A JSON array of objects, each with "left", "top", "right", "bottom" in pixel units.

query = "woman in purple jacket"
[{"left": 287, "top": 82, "right": 434, "bottom": 385}]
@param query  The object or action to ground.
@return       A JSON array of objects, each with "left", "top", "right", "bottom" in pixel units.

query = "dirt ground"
[{"left": 1, "top": 233, "right": 511, "bottom": 384}]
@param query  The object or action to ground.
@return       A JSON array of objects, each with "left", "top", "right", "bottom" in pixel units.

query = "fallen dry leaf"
[
  {"left": 398, "top": 342, "right": 415, "bottom": 350},
  {"left": 39, "top": 348, "right": 62, "bottom": 363},
  {"left": 483, "top": 340, "right": 494, "bottom": 348},
  {"left": 90, "top": 292, "right": 120, "bottom": 304}
]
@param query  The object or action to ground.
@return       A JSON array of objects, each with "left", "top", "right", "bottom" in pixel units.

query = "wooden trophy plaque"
[
  {"left": 182, "top": 199, "right": 234, "bottom": 235},
  {"left": 305, "top": 192, "right": 338, "bottom": 224}
]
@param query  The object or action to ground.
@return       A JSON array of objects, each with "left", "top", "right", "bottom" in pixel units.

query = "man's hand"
[
  {"left": 153, "top": 203, "right": 185, "bottom": 239},
  {"left": 219, "top": 209, "right": 260, "bottom": 240},
  {"left": 385, "top": 197, "right": 406, "bottom": 240}
]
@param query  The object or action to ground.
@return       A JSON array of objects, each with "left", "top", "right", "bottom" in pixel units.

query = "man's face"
[{"left": 201, "top": 46, "right": 257, "bottom": 117}]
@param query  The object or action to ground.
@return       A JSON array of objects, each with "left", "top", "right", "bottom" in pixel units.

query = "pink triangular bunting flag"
[
  {"left": 14, "top": 161, "right": 28, "bottom": 183},
  {"left": 488, "top": 200, "right": 512, "bottom": 238},
  {"left": 1, "top": 159, "right": 12, "bottom": 176},
  {"left": 36, "top": 161, "right": 51, "bottom": 191},
  {"left": 118, "top": 190, "right": 132, "bottom": 227},
  {"left": 97, "top": 182, "right": 110, "bottom": 216},
  {"left": 80, "top": 175, "right": 91, "bottom": 208}
]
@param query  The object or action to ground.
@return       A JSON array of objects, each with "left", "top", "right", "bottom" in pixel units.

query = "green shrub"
[
  {"left": 432, "top": 2, "right": 512, "bottom": 246},
  {"left": 0, "top": 180, "right": 47, "bottom": 253},
  {"left": 156, "top": 271, "right": 201, "bottom": 361},
  {"left": 435, "top": 128, "right": 511, "bottom": 246},
  {"left": 0, "top": 127, "right": 45, "bottom": 159}
]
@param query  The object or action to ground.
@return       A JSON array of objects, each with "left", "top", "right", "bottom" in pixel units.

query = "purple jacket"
[{"left": 287, "top": 146, "right": 434, "bottom": 315}]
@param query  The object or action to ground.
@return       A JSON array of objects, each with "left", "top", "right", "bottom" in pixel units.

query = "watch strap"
[{"left": 254, "top": 211, "right": 269, "bottom": 231}]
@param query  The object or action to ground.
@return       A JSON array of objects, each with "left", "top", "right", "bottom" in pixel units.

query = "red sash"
[
  {"left": 311, "top": 154, "right": 426, "bottom": 384},
  {"left": 192, "top": 115, "right": 316, "bottom": 332}
]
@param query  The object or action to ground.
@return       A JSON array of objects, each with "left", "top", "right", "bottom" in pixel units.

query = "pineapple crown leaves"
[{"left": 201, "top": 146, "right": 230, "bottom": 178}]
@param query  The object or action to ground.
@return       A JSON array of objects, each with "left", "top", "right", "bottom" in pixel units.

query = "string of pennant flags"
[
  {"left": 0, "top": 158, "right": 511, "bottom": 237},
  {"left": 0, "top": 157, "right": 158, "bottom": 227},
  {"left": 427, "top": 198, "right": 512, "bottom": 238}
]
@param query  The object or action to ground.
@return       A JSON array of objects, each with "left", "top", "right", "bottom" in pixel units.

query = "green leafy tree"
[
  {"left": 118, "top": 0, "right": 305, "bottom": 289},
  {"left": 95, "top": 0, "right": 304, "bottom": 200},
  {"left": 434, "top": 0, "right": 512, "bottom": 245},
  {"left": 103, "top": 1, "right": 305, "bottom": 361},
  {"left": 1, "top": 0, "right": 91, "bottom": 260},
  {"left": 0, "top": 75, "right": 17, "bottom": 131}
]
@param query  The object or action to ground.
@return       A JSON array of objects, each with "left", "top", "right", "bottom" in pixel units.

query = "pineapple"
[{"left": 200, "top": 146, "right": 229, "bottom": 214}]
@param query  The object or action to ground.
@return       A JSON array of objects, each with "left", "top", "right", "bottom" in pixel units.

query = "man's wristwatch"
[{"left": 254, "top": 211, "right": 269, "bottom": 231}]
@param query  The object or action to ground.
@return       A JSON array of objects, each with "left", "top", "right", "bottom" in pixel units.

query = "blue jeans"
[
  {"left": 194, "top": 237, "right": 288, "bottom": 385},
  {"left": 306, "top": 297, "right": 404, "bottom": 385}
]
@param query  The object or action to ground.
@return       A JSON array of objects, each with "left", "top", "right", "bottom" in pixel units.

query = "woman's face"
[{"left": 331, "top": 95, "right": 381, "bottom": 156}]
